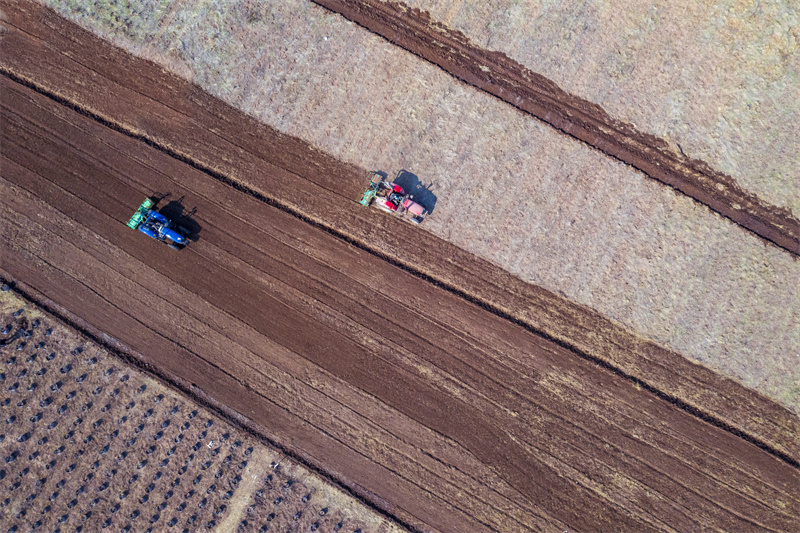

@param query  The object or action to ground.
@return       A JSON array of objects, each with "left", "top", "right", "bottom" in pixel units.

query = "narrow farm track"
[
  {"left": 312, "top": 0, "right": 800, "bottom": 257},
  {"left": 2, "top": 0, "right": 798, "bottom": 466},
  {"left": 2, "top": 67, "right": 800, "bottom": 533}
]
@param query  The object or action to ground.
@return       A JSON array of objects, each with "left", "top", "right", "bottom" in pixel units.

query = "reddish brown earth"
[
  {"left": 2, "top": 54, "right": 800, "bottom": 533},
  {"left": 312, "top": 0, "right": 800, "bottom": 257},
  {"left": 31, "top": 0, "right": 800, "bottom": 419},
  {"left": 2, "top": 0, "right": 798, "bottom": 466}
]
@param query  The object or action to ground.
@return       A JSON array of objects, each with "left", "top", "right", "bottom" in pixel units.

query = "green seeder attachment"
[
  {"left": 360, "top": 187, "right": 377, "bottom": 206},
  {"left": 126, "top": 198, "right": 154, "bottom": 229},
  {"left": 360, "top": 171, "right": 383, "bottom": 206}
]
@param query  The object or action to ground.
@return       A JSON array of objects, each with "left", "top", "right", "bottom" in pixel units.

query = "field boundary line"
[
  {"left": 2, "top": 68, "right": 798, "bottom": 472},
  {"left": 311, "top": 0, "right": 800, "bottom": 257},
  {"left": 0, "top": 270, "right": 423, "bottom": 533}
]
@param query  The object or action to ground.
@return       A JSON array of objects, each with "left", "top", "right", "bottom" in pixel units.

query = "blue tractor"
[{"left": 126, "top": 198, "right": 190, "bottom": 250}]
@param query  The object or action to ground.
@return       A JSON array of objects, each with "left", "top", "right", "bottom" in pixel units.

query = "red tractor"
[{"left": 359, "top": 172, "right": 428, "bottom": 225}]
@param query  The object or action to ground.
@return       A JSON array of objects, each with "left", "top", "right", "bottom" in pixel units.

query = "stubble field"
[{"left": 405, "top": 0, "right": 800, "bottom": 214}]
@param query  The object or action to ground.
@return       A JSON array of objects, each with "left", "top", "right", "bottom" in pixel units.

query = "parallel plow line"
[
  {"left": 2, "top": 69, "right": 797, "bottom": 477},
  {"left": 2, "top": 3, "right": 797, "bottom": 465}
]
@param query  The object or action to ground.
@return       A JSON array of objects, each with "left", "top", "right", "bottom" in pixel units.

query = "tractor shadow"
[
  {"left": 151, "top": 195, "right": 202, "bottom": 242},
  {"left": 393, "top": 170, "right": 438, "bottom": 214}
]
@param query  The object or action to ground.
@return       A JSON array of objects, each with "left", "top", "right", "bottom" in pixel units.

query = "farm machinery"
[
  {"left": 126, "top": 198, "right": 190, "bottom": 250},
  {"left": 360, "top": 171, "right": 428, "bottom": 224}
]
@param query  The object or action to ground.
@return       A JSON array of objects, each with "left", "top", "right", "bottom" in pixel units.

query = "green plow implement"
[
  {"left": 360, "top": 171, "right": 383, "bottom": 206},
  {"left": 126, "top": 198, "right": 154, "bottom": 229}
]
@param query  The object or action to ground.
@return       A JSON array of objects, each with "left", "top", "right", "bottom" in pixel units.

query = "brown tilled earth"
[
  {"left": 0, "top": 292, "right": 402, "bottom": 533},
  {"left": 2, "top": 2, "right": 800, "bottom": 532},
  {"left": 10, "top": 0, "right": 799, "bottom": 442},
  {"left": 1, "top": 36, "right": 799, "bottom": 533},
  {"left": 31, "top": 0, "right": 800, "bottom": 414}
]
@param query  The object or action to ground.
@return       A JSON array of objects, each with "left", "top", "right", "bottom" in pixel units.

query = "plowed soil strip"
[
  {"left": 1, "top": 0, "right": 798, "bottom": 465},
  {"left": 3, "top": 69, "right": 800, "bottom": 531},
  {"left": 311, "top": 0, "right": 800, "bottom": 256}
]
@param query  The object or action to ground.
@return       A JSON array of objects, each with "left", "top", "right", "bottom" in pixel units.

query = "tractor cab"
[
  {"left": 360, "top": 171, "right": 429, "bottom": 225},
  {"left": 138, "top": 211, "right": 187, "bottom": 247}
]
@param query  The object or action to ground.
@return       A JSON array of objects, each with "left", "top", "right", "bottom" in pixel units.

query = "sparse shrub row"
[{"left": 2, "top": 305, "right": 373, "bottom": 532}]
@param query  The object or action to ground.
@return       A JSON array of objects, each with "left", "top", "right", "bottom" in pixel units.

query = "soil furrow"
[
  {"left": 1, "top": 6, "right": 798, "bottom": 465},
  {"left": 3, "top": 77, "right": 799, "bottom": 531},
  {"left": 5, "top": 100, "right": 794, "bottom": 521},
  {"left": 311, "top": 0, "right": 800, "bottom": 256},
  {"left": 186, "top": 235, "right": 791, "bottom": 529}
]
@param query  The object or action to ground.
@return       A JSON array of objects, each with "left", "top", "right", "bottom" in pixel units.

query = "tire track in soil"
[
  {"left": 0, "top": 93, "right": 571, "bottom": 530},
  {"left": 4, "top": 60, "right": 799, "bottom": 479},
  {"left": 3, "top": 76, "right": 799, "bottom": 532},
  {"left": 2, "top": 1, "right": 798, "bottom": 465},
  {"left": 0, "top": 170, "right": 546, "bottom": 533},
  {"left": 214, "top": 447, "right": 272, "bottom": 532},
  {"left": 311, "top": 0, "right": 800, "bottom": 257}
]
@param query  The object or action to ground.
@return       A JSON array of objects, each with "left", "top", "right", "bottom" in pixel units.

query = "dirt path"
[
  {"left": 2, "top": 70, "right": 798, "bottom": 531},
  {"left": 1, "top": 0, "right": 797, "bottom": 464},
  {"left": 214, "top": 447, "right": 272, "bottom": 532},
  {"left": 312, "top": 0, "right": 800, "bottom": 256}
]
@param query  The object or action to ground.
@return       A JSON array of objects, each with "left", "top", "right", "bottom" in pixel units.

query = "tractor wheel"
[{"left": 165, "top": 236, "right": 183, "bottom": 251}]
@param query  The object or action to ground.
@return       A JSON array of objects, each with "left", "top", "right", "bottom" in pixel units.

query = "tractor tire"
[{"left": 164, "top": 236, "right": 184, "bottom": 251}]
